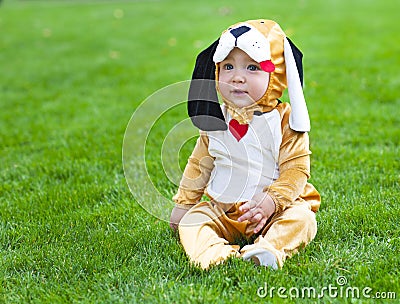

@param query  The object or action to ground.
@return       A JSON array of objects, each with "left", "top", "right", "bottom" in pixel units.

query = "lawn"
[{"left": 0, "top": 0, "right": 399, "bottom": 303}]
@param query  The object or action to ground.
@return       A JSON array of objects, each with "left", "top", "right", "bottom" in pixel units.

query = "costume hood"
[{"left": 188, "top": 19, "right": 310, "bottom": 132}]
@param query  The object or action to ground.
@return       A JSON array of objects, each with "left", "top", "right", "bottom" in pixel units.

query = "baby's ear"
[{"left": 188, "top": 39, "right": 227, "bottom": 131}]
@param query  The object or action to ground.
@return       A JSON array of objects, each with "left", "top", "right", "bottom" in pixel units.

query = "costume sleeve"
[
  {"left": 172, "top": 131, "right": 215, "bottom": 210},
  {"left": 265, "top": 104, "right": 311, "bottom": 213}
]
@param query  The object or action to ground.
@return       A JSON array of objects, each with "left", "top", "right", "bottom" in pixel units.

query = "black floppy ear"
[
  {"left": 286, "top": 37, "right": 304, "bottom": 87},
  {"left": 188, "top": 39, "right": 227, "bottom": 131}
]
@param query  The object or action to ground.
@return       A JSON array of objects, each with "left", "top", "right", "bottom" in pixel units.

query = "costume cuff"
[{"left": 267, "top": 190, "right": 291, "bottom": 214}]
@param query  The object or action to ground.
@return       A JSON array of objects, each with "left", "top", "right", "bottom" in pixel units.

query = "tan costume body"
[{"left": 173, "top": 20, "right": 321, "bottom": 269}]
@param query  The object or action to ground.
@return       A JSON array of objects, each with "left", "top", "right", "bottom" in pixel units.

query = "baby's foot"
[{"left": 242, "top": 248, "right": 278, "bottom": 269}]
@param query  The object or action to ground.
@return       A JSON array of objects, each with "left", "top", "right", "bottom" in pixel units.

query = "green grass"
[{"left": 1, "top": 0, "right": 399, "bottom": 303}]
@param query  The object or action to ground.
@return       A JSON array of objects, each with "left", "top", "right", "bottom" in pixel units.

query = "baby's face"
[{"left": 218, "top": 48, "right": 270, "bottom": 108}]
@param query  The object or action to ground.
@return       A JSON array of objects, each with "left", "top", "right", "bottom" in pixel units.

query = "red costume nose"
[{"left": 260, "top": 60, "right": 275, "bottom": 73}]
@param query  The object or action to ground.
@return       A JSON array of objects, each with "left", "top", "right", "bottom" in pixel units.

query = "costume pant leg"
[
  {"left": 241, "top": 201, "right": 317, "bottom": 268},
  {"left": 178, "top": 201, "right": 245, "bottom": 269}
]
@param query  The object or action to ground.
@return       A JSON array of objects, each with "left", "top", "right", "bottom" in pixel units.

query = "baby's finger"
[
  {"left": 238, "top": 201, "right": 251, "bottom": 212},
  {"left": 253, "top": 217, "right": 267, "bottom": 234},
  {"left": 249, "top": 212, "right": 263, "bottom": 223},
  {"left": 249, "top": 200, "right": 258, "bottom": 209},
  {"left": 237, "top": 208, "right": 254, "bottom": 222}
]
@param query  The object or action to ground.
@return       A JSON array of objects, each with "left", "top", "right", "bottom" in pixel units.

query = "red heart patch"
[{"left": 229, "top": 119, "right": 248, "bottom": 141}]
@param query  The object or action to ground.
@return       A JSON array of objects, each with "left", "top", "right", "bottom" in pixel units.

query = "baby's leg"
[
  {"left": 178, "top": 201, "right": 241, "bottom": 269},
  {"left": 241, "top": 201, "right": 317, "bottom": 268}
]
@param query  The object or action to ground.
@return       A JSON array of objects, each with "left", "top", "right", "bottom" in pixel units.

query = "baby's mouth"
[{"left": 231, "top": 89, "right": 248, "bottom": 95}]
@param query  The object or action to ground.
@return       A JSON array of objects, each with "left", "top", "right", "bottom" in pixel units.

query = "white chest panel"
[{"left": 206, "top": 107, "right": 282, "bottom": 203}]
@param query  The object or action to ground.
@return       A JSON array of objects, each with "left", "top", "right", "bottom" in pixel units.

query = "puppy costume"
[{"left": 174, "top": 19, "right": 321, "bottom": 269}]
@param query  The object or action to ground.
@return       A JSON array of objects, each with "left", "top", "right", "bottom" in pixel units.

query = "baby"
[{"left": 170, "top": 19, "right": 320, "bottom": 270}]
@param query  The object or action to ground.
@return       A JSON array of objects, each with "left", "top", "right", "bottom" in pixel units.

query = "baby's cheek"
[{"left": 251, "top": 80, "right": 269, "bottom": 101}]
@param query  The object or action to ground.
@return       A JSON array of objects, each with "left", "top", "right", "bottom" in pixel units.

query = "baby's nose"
[{"left": 232, "top": 72, "right": 245, "bottom": 83}]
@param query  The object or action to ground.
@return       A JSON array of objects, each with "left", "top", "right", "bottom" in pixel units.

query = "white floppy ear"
[{"left": 284, "top": 38, "right": 310, "bottom": 132}]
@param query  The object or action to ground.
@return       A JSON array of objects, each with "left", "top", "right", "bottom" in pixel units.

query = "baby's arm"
[
  {"left": 267, "top": 123, "right": 310, "bottom": 214},
  {"left": 169, "top": 132, "right": 214, "bottom": 230}
]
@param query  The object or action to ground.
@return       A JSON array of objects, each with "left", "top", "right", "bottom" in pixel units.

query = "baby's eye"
[
  {"left": 247, "top": 64, "right": 260, "bottom": 71},
  {"left": 223, "top": 63, "right": 234, "bottom": 70}
]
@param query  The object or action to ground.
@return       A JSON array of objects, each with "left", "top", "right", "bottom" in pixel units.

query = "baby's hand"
[
  {"left": 238, "top": 192, "right": 276, "bottom": 233},
  {"left": 169, "top": 206, "right": 189, "bottom": 232}
]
